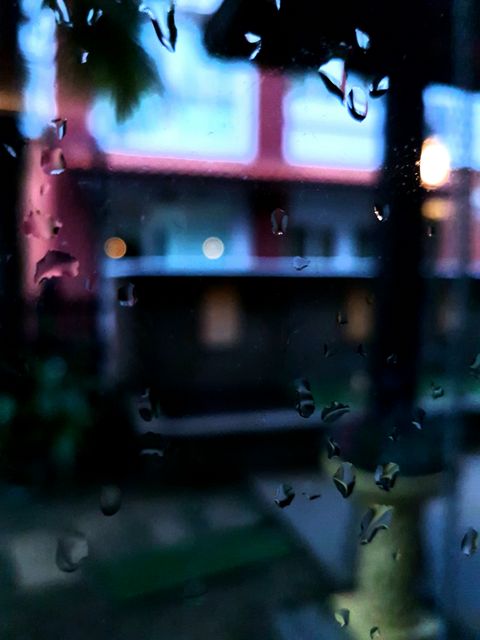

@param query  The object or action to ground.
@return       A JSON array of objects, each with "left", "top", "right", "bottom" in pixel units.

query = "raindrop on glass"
[
  {"left": 318, "top": 58, "right": 346, "bottom": 102},
  {"left": 323, "top": 342, "right": 334, "bottom": 358},
  {"left": 302, "top": 490, "right": 321, "bottom": 501},
  {"left": 359, "top": 505, "right": 394, "bottom": 544},
  {"left": 370, "top": 627, "right": 381, "bottom": 639},
  {"left": 356, "top": 343, "right": 367, "bottom": 357},
  {"left": 49, "top": 118, "right": 67, "bottom": 141},
  {"left": 355, "top": 28, "right": 371, "bottom": 50},
  {"left": 34, "top": 250, "right": 79, "bottom": 284},
  {"left": 369, "top": 76, "right": 389, "bottom": 98},
  {"left": 293, "top": 256, "right": 310, "bottom": 271},
  {"left": 139, "top": 431, "right": 165, "bottom": 457},
  {"left": 3, "top": 143, "right": 16, "bottom": 158},
  {"left": 295, "top": 378, "right": 315, "bottom": 418},
  {"left": 374, "top": 462, "right": 400, "bottom": 491},
  {"left": 374, "top": 203, "right": 390, "bottom": 222},
  {"left": 461, "top": 527, "right": 478, "bottom": 556},
  {"left": 412, "top": 407, "right": 426, "bottom": 430},
  {"left": 41, "top": 147, "right": 66, "bottom": 175},
  {"left": 431, "top": 383, "right": 444, "bottom": 399},
  {"left": 271, "top": 208, "right": 288, "bottom": 235},
  {"left": 275, "top": 483, "right": 295, "bottom": 508},
  {"left": 245, "top": 32, "right": 262, "bottom": 60},
  {"left": 470, "top": 353, "right": 480, "bottom": 377},
  {"left": 392, "top": 549, "right": 402, "bottom": 561},
  {"left": 386, "top": 353, "right": 397, "bottom": 365},
  {"left": 275, "top": 0, "right": 281, "bottom": 9},
  {"left": 167, "top": 2, "right": 178, "bottom": 51},
  {"left": 326, "top": 436, "right": 340, "bottom": 459},
  {"left": 426, "top": 224, "right": 435, "bottom": 238},
  {"left": 347, "top": 87, "right": 368, "bottom": 122},
  {"left": 86, "top": 7, "right": 103, "bottom": 26},
  {"left": 333, "top": 462, "right": 356, "bottom": 498},
  {"left": 388, "top": 426, "right": 400, "bottom": 443},
  {"left": 139, "top": 4, "right": 171, "bottom": 51},
  {"left": 80, "top": 50, "right": 89, "bottom": 64},
  {"left": 336, "top": 310, "right": 348, "bottom": 325},
  {"left": 100, "top": 484, "right": 122, "bottom": 516},
  {"left": 23, "top": 209, "right": 62, "bottom": 240},
  {"left": 334, "top": 609, "right": 350, "bottom": 627},
  {"left": 56, "top": 532, "right": 89, "bottom": 572},
  {"left": 52, "top": 0, "right": 72, "bottom": 26},
  {"left": 118, "top": 283, "right": 137, "bottom": 307},
  {"left": 321, "top": 401, "right": 350, "bottom": 424}
]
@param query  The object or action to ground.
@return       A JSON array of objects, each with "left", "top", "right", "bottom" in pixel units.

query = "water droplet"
[
  {"left": 275, "top": 483, "right": 295, "bottom": 508},
  {"left": 302, "top": 490, "right": 321, "bottom": 501},
  {"left": 100, "top": 484, "right": 122, "bottom": 516},
  {"left": 392, "top": 549, "right": 402, "bottom": 561},
  {"left": 3, "top": 143, "right": 16, "bottom": 157},
  {"left": 386, "top": 353, "right": 397, "bottom": 365},
  {"left": 167, "top": 2, "right": 177, "bottom": 51},
  {"left": 139, "top": 4, "right": 173, "bottom": 51},
  {"left": 470, "top": 353, "right": 480, "bottom": 377},
  {"left": 321, "top": 402, "right": 350, "bottom": 424},
  {"left": 118, "top": 283, "right": 137, "bottom": 307},
  {"left": 333, "top": 462, "right": 356, "bottom": 498},
  {"left": 49, "top": 118, "right": 67, "bottom": 141},
  {"left": 22, "top": 209, "right": 62, "bottom": 240},
  {"left": 275, "top": 0, "right": 281, "bottom": 9},
  {"left": 323, "top": 342, "right": 334, "bottom": 358},
  {"left": 139, "top": 431, "right": 165, "bottom": 457},
  {"left": 80, "top": 50, "right": 89, "bottom": 64},
  {"left": 374, "top": 462, "right": 400, "bottom": 491},
  {"left": 293, "top": 256, "right": 310, "bottom": 271},
  {"left": 369, "top": 76, "right": 389, "bottom": 98},
  {"left": 374, "top": 203, "right": 390, "bottom": 222},
  {"left": 34, "top": 250, "right": 79, "bottom": 284},
  {"left": 426, "top": 224, "right": 435, "bottom": 238},
  {"left": 359, "top": 505, "right": 393, "bottom": 544},
  {"left": 412, "top": 407, "right": 426, "bottom": 430},
  {"left": 431, "top": 383, "right": 444, "bottom": 399},
  {"left": 334, "top": 609, "right": 350, "bottom": 627},
  {"left": 326, "top": 436, "right": 340, "bottom": 459},
  {"left": 86, "top": 7, "right": 103, "bottom": 26},
  {"left": 271, "top": 208, "right": 288, "bottom": 235},
  {"left": 388, "top": 426, "right": 400, "bottom": 442},
  {"left": 370, "top": 627, "right": 381, "bottom": 639},
  {"left": 56, "top": 533, "right": 88, "bottom": 572},
  {"left": 357, "top": 343, "right": 367, "bottom": 357},
  {"left": 244, "top": 32, "right": 262, "bottom": 60},
  {"left": 318, "top": 58, "right": 346, "bottom": 102},
  {"left": 336, "top": 310, "right": 348, "bottom": 325},
  {"left": 295, "top": 378, "right": 315, "bottom": 418},
  {"left": 355, "top": 28, "right": 371, "bottom": 50},
  {"left": 41, "top": 147, "right": 66, "bottom": 175},
  {"left": 347, "top": 87, "right": 368, "bottom": 122},
  {"left": 461, "top": 527, "right": 478, "bottom": 556},
  {"left": 52, "top": 0, "right": 72, "bottom": 26}
]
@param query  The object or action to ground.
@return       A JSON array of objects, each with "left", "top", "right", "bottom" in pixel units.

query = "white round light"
[
  {"left": 420, "top": 137, "right": 451, "bottom": 188},
  {"left": 202, "top": 237, "right": 224, "bottom": 260}
]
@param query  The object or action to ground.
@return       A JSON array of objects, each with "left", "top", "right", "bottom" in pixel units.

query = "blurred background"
[{"left": 1, "top": 0, "right": 480, "bottom": 638}]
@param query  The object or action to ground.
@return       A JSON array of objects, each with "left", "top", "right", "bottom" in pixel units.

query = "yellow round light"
[
  {"left": 202, "top": 237, "right": 224, "bottom": 260},
  {"left": 420, "top": 137, "right": 451, "bottom": 188},
  {"left": 104, "top": 236, "right": 127, "bottom": 259}
]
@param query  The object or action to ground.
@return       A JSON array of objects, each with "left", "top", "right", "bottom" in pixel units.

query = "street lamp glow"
[
  {"left": 420, "top": 137, "right": 451, "bottom": 188},
  {"left": 202, "top": 237, "right": 224, "bottom": 260}
]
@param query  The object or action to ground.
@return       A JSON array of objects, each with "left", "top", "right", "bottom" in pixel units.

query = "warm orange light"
[
  {"left": 420, "top": 137, "right": 451, "bottom": 188},
  {"left": 104, "top": 237, "right": 127, "bottom": 259}
]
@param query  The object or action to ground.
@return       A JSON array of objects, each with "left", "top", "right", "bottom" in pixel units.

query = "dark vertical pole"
[{"left": 0, "top": 1, "right": 24, "bottom": 365}]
